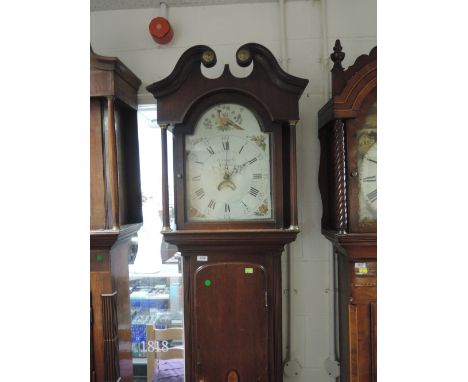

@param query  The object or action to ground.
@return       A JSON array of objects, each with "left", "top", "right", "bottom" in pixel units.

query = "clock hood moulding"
[
  {"left": 146, "top": 43, "right": 309, "bottom": 126},
  {"left": 318, "top": 42, "right": 377, "bottom": 126},
  {"left": 90, "top": 47, "right": 142, "bottom": 109}
]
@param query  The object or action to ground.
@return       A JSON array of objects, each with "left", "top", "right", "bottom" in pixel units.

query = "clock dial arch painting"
[{"left": 185, "top": 102, "right": 273, "bottom": 222}]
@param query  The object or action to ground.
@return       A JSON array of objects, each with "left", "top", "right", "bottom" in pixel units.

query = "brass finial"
[
  {"left": 202, "top": 50, "right": 215, "bottom": 65},
  {"left": 237, "top": 49, "right": 251, "bottom": 64}
]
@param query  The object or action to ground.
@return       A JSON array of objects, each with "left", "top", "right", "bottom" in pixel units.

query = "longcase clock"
[
  {"left": 147, "top": 44, "right": 308, "bottom": 382},
  {"left": 318, "top": 41, "right": 377, "bottom": 382},
  {"left": 90, "top": 48, "right": 143, "bottom": 382}
]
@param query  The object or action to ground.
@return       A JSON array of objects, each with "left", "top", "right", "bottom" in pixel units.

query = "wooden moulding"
[
  {"left": 332, "top": 119, "right": 348, "bottom": 233},
  {"left": 101, "top": 292, "right": 120, "bottom": 381},
  {"left": 163, "top": 229, "right": 298, "bottom": 252},
  {"left": 90, "top": 47, "right": 141, "bottom": 109},
  {"left": 147, "top": 43, "right": 309, "bottom": 125},
  {"left": 90, "top": 223, "right": 142, "bottom": 250},
  {"left": 288, "top": 120, "right": 299, "bottom": 229},
  {"left": 318, "top": 42, "right": 377, "bottom": 128},
  {"left": 322, "top": 230, "right": 376, "bottom": 259},
  {"left": 160, "top": 124, "right": 171, "bottom": 232}
]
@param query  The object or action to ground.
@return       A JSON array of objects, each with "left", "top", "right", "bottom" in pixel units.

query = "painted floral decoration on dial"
[{"left": 186, "top": 103, "right": 273, "bottom": 221}]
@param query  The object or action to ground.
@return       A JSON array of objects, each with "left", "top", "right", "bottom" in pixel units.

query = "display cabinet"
[
  {"left": 129, "top": 264, "right": 183, "bottom": 359},
  {"left": 129, "top": 265, "right": 184, "bottom": 382},
  {"left": 318, "top": 41, "right": 377, "bottom": 382},
  {"left": 90, "top": 47, "right": 143, "bottom": 382}
]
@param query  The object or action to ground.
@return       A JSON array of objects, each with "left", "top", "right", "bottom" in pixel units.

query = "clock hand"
[
  {"left": 231, "top": 156, "right": 258, "bottom": 175},
  {"left": 225, "top": 141, "right": 229, "bottom": 172},
  {"left": 229, "top": 160, "right": 250, "bottom": 176}
]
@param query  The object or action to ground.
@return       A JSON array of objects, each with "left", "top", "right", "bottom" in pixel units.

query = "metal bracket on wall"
[
  {"left": 324, "top": 357, "right": 341, "bottom": 379},
  {"left": 284, "top": 359, "right": 302, "bottom": 377}
]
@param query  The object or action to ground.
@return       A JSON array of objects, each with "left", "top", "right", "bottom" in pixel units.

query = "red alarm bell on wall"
[{"left": 149, "top": 17, "right": 174, "bottom": 45}]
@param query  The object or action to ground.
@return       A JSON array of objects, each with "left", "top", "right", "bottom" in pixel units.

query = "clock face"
[
  {"left": 357, "top": 102, "right": 377, "bottom": 224},
  {"left": 185, "top": 103, "right": 272, "bottom": 222}
]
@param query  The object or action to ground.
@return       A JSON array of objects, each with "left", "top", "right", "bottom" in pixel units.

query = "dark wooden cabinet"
[
  {"left": 90, "top": 48, "right": 143, "bottom": 382},
  {"left": 318, "top": 41, "right": 377, "bottom": 382},
  {"left": 147, "top": 44, "right": 308, "bottom": 382}
]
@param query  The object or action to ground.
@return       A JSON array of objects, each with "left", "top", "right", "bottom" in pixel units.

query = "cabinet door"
[
  {"left": 194, "top": 262, "right": 269, "bottom": 381},
  {"left": 348, "top": 301, "right": 377, "bottom": 382}
]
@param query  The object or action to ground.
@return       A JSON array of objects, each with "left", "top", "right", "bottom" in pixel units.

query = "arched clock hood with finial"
[{"left": 147, "top": 43, "right": 308, "bottom": 127}]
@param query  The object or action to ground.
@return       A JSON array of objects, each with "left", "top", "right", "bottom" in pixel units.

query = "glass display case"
[{"left": 130, "top": 258, "right": 183, "bottom": 359}]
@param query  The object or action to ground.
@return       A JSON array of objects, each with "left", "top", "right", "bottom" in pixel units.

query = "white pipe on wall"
[
  {"left": 160, "top": 1, "right": 168, "bottom": 19},
  {"left": 317, "top": 0, "right": 340, "bottom": 379},
  {"left": 278, "top": 0, "right": 296, "bottom": 373},
  {"left": 279, "top": 0, "right": 291, "bottom": 361},
  {"left": 319, "top": 0, "right": 331, "bottom": 101},
  {"left": 278, "top": 1, "right": 303, "bottom": 377},
  {"left": 279, "top": 0, "right": 288, "bottom": 70}
]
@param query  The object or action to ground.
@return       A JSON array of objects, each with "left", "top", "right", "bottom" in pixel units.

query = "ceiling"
[{"left": 91, "top": 0, "right": 283, "bottom": 12}]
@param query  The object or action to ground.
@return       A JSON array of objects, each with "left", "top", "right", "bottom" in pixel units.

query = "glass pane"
[
  {"left": 357, "top": 102, "right": 377, "bottom": 225},
  {"left": 129, "top": 105, "right": 184, "bottom": 381},
  {"left": 185, "top": 103, "right": 272, "bottom": 222}
]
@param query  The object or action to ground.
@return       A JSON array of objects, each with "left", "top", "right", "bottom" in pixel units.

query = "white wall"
[{"left": 91, "top": 1, "right": 376, "bottom": 381}]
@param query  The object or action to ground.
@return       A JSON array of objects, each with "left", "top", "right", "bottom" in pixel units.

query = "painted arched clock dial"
[
  {"left": 357, "top": 102, "right": 377, "bottom": 225},
  {"left": 185, "top": 103, "right": 272, "bottom": 221}
]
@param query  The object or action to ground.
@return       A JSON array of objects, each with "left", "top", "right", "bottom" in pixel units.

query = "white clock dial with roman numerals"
[
  {"left": 185, "top": 103, "right": 272, "bottom": 221},
  {"left": 358, "top": 141, "right": 377, "bottom": 222}
]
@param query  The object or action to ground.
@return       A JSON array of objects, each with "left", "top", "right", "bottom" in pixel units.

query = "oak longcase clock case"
[
  {"left": 318, "top": 41, "right": 377, "bottom": 382},
  {"left": 147, "top": 44, "right": 308, "bottom": 382}
]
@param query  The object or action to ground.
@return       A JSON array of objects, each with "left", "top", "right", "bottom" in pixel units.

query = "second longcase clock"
[
  {"left": 147, "top": 44, "right": 308, "bottom": 382},
  {"left": 318, "top": 41, "right": 377, "bottom": 382}
]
